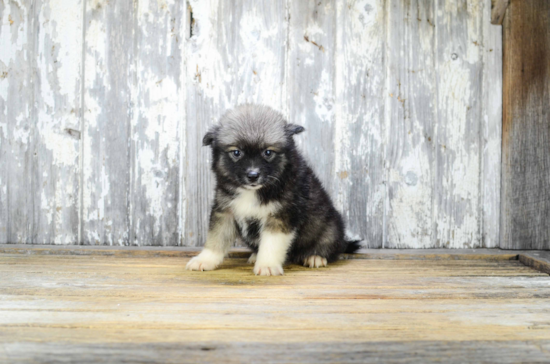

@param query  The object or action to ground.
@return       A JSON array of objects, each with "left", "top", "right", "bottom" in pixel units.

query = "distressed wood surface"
[
  {"left": 0, "top": 252, "right": 549, "bottom": 363},
  {"left": 183, "top": 0, "right": 219, "bottom": 248},
  {"left": 287, "top": 0, "right": 336, "bottom": 195},
  {"left": 333, "top": 0, "right": 385, "bottom": 247},
  {"left": 385, "top": 0, "right": 435, "bottom": 248},
  {"left": 519, "top": 251, "right": 550, "bottom": 275},
  {"left": 491, "top": 0, "right": 509, "bottom": 25},
  {"left": 481, "top": 0, "right": 502, "bottom": 248},
  {"left": 434, "top": 0, "right": 484, "bottom": 248},
  {"left": 3, "top": 340, "right": 550, "bottom": 364},
  {"left": 130, "top": 0, "right": 185, "bottom": 246},
  {"left": 0, "top": 0, "right": 34, "bottom": 244},
  {"left": 34, "top": 0, "right": 82, "bottom": 245},
  {"left": 0, "top": 0, "right": 504, "bottom": 249},
  {"left": 81, "top": 0, "right": 134, "bottom": 245},
  {"left": 501, "top": 0, "right": 550, "bottom": 250},
  {"left": 0, "top": 244, "right": 524, "bottom": 260}
]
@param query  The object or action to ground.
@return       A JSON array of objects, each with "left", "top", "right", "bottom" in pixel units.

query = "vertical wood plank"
[
  {"left": 481, "top": 0, "right": 502, "bottom": 248},
  {"left": 434, "top": 0, "right": 483, "bottom": 248},
  {"left": 333, "top": 0, "right": 385, "bottom": 247},
  {"left": 185, "top": 0, "right": 287, "bottom": 246},
  {"left": 491, "top": 0, "right": 509, "bottom": 25},
  {"left": 287, "top": 0, "right": 336, "bottom": 194},
  {"left": 130, "top": 0, "right": 185, "bottom": 246},
  {"left": 184, "top": 0, "right": 228, "bottom": 247},
  {"left": 0, "top": 0, "right": 35, "bottom": 243},
  {"left": 82, "top": 0, "right": 134, "bottom": 245},
  {"left": 385, "top": 0, "right": 436, "bottom": 248},
  {"left": 501, "top": 0, "right": 550, "bottom": 249},
  {"left": 33, "top": 0, "right": 82, "bottom": 244},
  {"left": 0, "top": 0, "right": 13, "bottom": 243}
]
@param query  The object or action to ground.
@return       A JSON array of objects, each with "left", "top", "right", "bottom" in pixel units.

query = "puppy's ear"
[
  {"left": 202, "top": 127, "right": 217, "bottom": 146},
  {"left": 286, "top": 124, "right": 305, "bottom": 136}
]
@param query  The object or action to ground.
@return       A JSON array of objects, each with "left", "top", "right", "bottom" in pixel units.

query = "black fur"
[{"left": 205, "top": 104, "right": 361, "bottom": 265}]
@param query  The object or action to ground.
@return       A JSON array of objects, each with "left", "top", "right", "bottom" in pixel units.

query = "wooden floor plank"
[
  {"left": 0, "top": 244, "right": 521, "bottom": 260},
  {"left": 3, "top": 340, "right": 550, "bottom": 364},
  {"left": 1, "top": 251, "right": 549, "bottom": 363},
  {"left": 519, "top": 251, "right": 550, "bottom": 274}
]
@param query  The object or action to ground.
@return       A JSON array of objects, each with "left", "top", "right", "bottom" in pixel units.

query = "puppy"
[{"left": 186, "top": 104, "right": 361, "bottom": 276}]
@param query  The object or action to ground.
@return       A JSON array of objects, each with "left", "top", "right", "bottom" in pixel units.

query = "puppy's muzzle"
[{"left": 246, "top": 170, "right": 260, "bottom": 183}]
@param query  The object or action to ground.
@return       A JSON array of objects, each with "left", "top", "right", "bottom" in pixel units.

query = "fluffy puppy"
[{"left": 186, "top": 104, "right": 360, "bottom": 276}]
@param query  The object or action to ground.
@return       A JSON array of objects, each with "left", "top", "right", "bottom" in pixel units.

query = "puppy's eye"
[
  {"left": 264, "top": 150, "right": 275, "bottom": 158},
  {"left": 229, "top": 149, "right": 243, "bottom": 160}
]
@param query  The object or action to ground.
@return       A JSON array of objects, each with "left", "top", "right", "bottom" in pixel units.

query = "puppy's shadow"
[{"left": 185, "top": 258, "right": 352, "bottom": 286}]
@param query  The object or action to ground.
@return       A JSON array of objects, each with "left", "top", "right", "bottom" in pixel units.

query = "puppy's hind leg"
[
  {"left": 247, "top": 253, "right": 257, "bottom": 264},
  {"left": 186, "top": 210, "right": 237, "bottom": 271},
  {"left": 302, "top": 222, "right": 338, "bottom": 268},
  {"left": 303, "top": 255, "right": 328, "bottom": 268}
]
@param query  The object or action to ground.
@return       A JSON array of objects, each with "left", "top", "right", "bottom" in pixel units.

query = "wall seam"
[
  {"left": 431, "top": 0, "right": 439, "bottom": 248},
  {"left": 479, "top": 0, "right": 487, "bottom": 248},
  {"left": 128, "top": 0, "right": 139, "bottom": 246},
  {"left": 382, "top": 0, "right": 390, "bottom": 249},
  {"left": 78, "top": 0, "right": 87, "bottom": 245}
]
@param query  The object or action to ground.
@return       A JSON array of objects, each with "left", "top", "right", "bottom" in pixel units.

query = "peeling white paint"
[
  {"left": 41, "top": 131, "right": 78, "bottom": 166},
  {"left": 0, "top": 0, "right": 502, "bottom": 248},
  {"left": 313, "top": 70, "right": 333, "bottom": 124},
  {"left": 388, "top": 145, "right": 433, "bottom": 247}
]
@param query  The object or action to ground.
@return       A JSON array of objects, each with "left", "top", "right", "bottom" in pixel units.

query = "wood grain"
[
  {"left": 0, "top": 0, "right": 505, "bottom": 249},
  {"left": 434, "top": 0, "right": 484, "bottom": 248},
  {"left": 519, "top": 251, "right": 550, "bottom": 275},
  {"left": 0, "top": 0, "right": 34, "bottom": 244},
  {"left": 130, "top": 0, "right": 185, "bottom": 246},
  {"left": 481, "top": 0, "right": 503, "bottom": 248},
  {"left": 0, "top": 244, "right": 523, "bottom": 260},
  {"left": 3, "top": 340, "right": 550, "bottom": 364},
  {"left": 287, "top": 0, "right": 336, "bottom": 193},
  {"left": 0, "top": 252, "right": 549, "bottom": 363},
  {"left": 501, "top": 0, "right": 550, "bottom": 250},
  {"left": 333, "top": 0, "right": 385, "bottom": 247},
  {"left": 385, "top": 0, "right": 435, "bottom": 248},
  {"left": 34, "top": 0, "right": 83, "bottom": 244},
  {"left": 81, "top": 0, "right": 134, "bottom": 245},
  {"left": 491, "top": 0, "right": 509, "bottom": 25},
  {"left": 184, "top": 0, "right": 220, "bottom": 247}
]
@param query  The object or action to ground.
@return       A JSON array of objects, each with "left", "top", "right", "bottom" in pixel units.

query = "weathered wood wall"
[
  {"left": 500, "top": 0, "right": 550, "bottom": 250},
  {"left": 0, "top": 0, "right": 502, "bottom": 248}
]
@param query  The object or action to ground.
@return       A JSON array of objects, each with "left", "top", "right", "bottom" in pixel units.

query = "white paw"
[
  {"left": 303, "top": 255, "right": 327, "bottom": 268},
  {"left": 186, "top": 249, "right": 224, "bottom": 271},
  {"left": 253, "top": 263, "right": 284, "bottom": 276},
  {"left": 247, "top": 253, "right": 257, "bottom": 264}
]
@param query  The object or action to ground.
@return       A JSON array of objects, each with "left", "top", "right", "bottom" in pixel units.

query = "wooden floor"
[{"left": 1, "top": 246, "right": 550, "bottom": 363}]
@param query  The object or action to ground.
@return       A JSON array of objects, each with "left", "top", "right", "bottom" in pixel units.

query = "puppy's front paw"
[
  {"left": 253, "top": 263, "right": 284, "bottom": 276},
  {"left": 247, "top": 253, "right": 257, "bottom": 264},
  {"left": 304, "top": 255, "right": 327, "bottom": 268},
  {"left": 186, "top": 257, "right": 217, "bottom": 271},
  {"left": 186, "top": 249, "right": 224, "bottom": 271}
]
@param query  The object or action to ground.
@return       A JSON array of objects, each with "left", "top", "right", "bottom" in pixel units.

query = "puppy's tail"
[{"left": 344, "top": 239, "right": 362, "bottom": 254}]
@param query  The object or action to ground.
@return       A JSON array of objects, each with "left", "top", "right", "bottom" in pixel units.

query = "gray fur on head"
[{"left": 203, "top": 104, "right": 305, "bottom": 147}]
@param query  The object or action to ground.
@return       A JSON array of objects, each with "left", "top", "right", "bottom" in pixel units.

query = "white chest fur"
[{"left": 230, "top": 188, "right": 280, "bottom": 222}]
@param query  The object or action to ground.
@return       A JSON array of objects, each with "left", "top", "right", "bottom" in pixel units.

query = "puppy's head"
[{"left": 203, "top": 104, "right": 304, "bottom": 190}]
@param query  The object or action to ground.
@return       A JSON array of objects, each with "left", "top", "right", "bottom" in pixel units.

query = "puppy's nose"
[{"left": 247, "top": 171, "right": 259, "bottom": 182}]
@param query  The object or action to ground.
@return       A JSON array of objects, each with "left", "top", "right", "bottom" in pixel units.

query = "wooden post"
[
  {"left": 491, "top": 0, "right": 510, "bottom": 25},
  {"left": 501, "top": 0, "right": 550, "bottom": 249}
]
